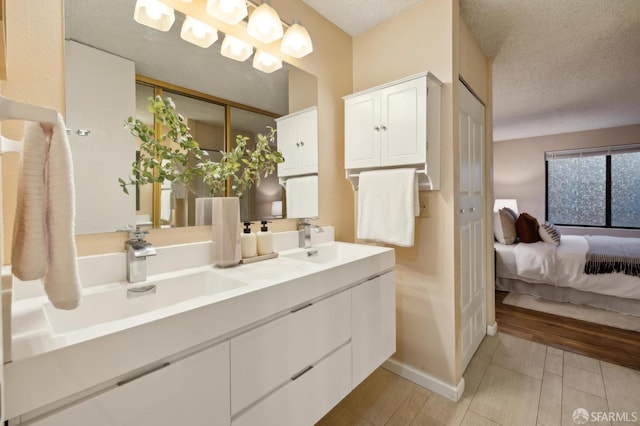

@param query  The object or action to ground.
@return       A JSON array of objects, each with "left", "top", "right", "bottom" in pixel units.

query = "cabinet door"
[
  {"left": 298, "top": 108, "right": 318, "bottom": 174},
  {"left": 352, "top": 271, "right": 396, "bottom": 387},
  {"left": 276, "top": 116, "right": 301, "bottom": 177},
  {"left": 231, "top": 342, "right": 352, "bottom": 426},
  {"left": 380, "top": 77, "right": 427, "bottom": 167},
  {"left": 277, "top": 108, "right": 318, "bottom": 177},
  {"left": 345, "top": 91, "right": 381, "bottom": 169},
  {"left": 230, "top": 290, "right": 350, "bottom": 415},
  {"left": 32, "top": 342, "right": 231, "bottom": 426}
]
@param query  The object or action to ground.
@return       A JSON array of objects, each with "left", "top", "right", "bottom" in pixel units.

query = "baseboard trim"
[
  {"left": 487, "top": 322, "right": 498, "bottom": 336},
  {"left": 382, "top": 358, "right": 465, "bottom": 401}
]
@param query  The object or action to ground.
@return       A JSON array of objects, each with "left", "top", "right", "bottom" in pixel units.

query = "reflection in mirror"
[
  {"left": 65, "top": 0, "right": 318, "bottom": 234},
  {"left": 158, "top": 90, "right": 226, "bottom": 228},
  {"left": 229, "top": 108, "right": 280, "bottom": 222}
]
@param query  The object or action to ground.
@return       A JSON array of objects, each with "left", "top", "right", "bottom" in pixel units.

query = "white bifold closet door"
[{"left": 458, "top": 80, "right": 486, "bottom": 371}]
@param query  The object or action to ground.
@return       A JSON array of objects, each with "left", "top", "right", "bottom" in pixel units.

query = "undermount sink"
[
  {"left": 283, "top": 242, "right": 377, "bottom": 264},
  {"left": 43, "top": 270, "right": 246, "bottom": 334}
]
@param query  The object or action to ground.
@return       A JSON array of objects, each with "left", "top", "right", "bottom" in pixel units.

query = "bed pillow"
[
  {"left": 516, "top": 213, "right": 540, "bottom": 243},
  {"left": 539, "top": 222, "right": 561, "bottom": 246},
  {"left": 494, "top": 208, "right": 518, "bottom": 244}
]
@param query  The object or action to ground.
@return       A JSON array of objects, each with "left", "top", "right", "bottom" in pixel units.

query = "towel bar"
[{"left": 346, "top": 168, "right": 434, "bottom": 191}]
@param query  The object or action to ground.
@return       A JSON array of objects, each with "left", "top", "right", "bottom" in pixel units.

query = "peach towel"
[{"left": 12, "top": 113, "right": 82, "bottom": 309}]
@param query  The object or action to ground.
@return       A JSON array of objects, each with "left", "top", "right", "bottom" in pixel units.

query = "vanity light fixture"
[
  {"left": 180, "top": 16, "right": 219, "bottom": 48},
  {"left": 134, "top": 1, "right": 314, "bottom": 61},
  {"left": 133, "top": 0, "right": 175, "bottom": 32},
  {"left": 220, "top": 35, "right": 254, "bottom": 61},
  {"left": 253, "top": 49, "right": 282, "bottom": 73},
  {"left": 280, "top": 20, "right": 313, "bottom": 58},
  {"left": 247, "top": 1, "right": 283, "bottom": 44},
  {"left": 206, "top": 0, "right": 248, "bottom": 25}
]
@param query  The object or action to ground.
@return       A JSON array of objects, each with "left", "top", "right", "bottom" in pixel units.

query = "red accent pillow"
[{"left": 516, "top": 213, "right": 540, "bottom": 243}]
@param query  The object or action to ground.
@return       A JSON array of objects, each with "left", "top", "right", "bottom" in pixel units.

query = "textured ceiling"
[
  {"left": 301, "top": 0, "right": 426, "bottom": 36},
  {"left": 304, "top": 0, "right": 640, "bottom": 141},
  {"left": 460, "top": 0, "right": 640, "bottom": 141}
]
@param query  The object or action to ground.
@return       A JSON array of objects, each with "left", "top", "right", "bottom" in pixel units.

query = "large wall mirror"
[{"left": 64, "top": 0, "right": 318, "bottom": 235}]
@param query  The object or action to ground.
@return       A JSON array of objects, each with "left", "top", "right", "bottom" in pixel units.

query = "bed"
[{"left": 495, "top": 235, "right": 640, "bottom": 316}]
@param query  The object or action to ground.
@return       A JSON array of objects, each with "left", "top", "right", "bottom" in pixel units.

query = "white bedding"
[{"left": 495, "top": 235, "right": 640, "bottom": 301}]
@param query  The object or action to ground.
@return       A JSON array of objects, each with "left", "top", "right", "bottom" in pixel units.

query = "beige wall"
[
  {"left": 0, "top": 0, "right": 354, "bottom": 263},
  {"left": 353, "top": 0, "right": 491, "bottom": 387},
  {"left": 494, "top": 124, "right": 640, "bottom": 224}
]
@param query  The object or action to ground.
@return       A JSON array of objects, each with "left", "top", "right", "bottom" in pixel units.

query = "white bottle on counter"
[
  {"left": 257, "top": 220, "right": 273, "bottom": 255},
  {"left": 241, "top": 222, "right": 257, "bottom": 258}
]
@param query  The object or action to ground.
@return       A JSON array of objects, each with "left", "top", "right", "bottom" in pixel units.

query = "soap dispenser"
[
  {"left": 257, "top": 220, "right": 273, "bottom": 255},
  {"left": 241, "top": 222, "right": 257, "bottom": 258}
]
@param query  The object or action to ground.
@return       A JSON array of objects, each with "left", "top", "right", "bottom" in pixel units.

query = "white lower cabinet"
[
  {"left": 231, "top": 343, "right": 352, "bottom": 426},
  {"left": 30, "top": 342, "right": 231, "bottom": 426},
  {"left": 20, "top": 270, "right": 396, "bottom": 426},
  {"left": 352, "top": 271, "right": 396, "bottom": 387},
  {"left": 230, "top": 290, "right": 351, "bottom": 416}
]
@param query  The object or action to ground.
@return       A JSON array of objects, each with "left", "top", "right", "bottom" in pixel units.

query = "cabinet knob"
[
  {"left": 381, "top": 125, "right": 387, "bottom": 131},
  {"left": 374, "top": 126, "right": 380, "bottom": 131},
  {"left": 460, "top": 208, "right": 465, "bottom": 214},
  {"left": 470, "top": 207, "right": 476, "bottom": 212},
  {"left": 300, "top": 141, "right": 305, "bottom": 147},
  {"left": 296, "top": 142, "right": 300, "bottom": 147}
]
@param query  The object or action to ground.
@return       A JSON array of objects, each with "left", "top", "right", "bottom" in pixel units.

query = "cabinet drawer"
[
  {"left": 231, "top": 342, "right": 352, "bottom": 426},
  {"left": 230, "top": 290, "right": 351, "bottom": 415},
  {"left": 30, "top": 342, "right": 231, "bottom": 426}
]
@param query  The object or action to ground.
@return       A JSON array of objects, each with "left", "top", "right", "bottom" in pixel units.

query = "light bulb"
[
  {"left": 181, "top": 16, "right": 218, "bottom": 48},
  {"left": 146, "top": 2, "right": 163, "bottom": 20},
  {"left": 247, "top": 2, "right": 283, "bottom": 44},
  {"left": 281, "top": 22, "right": 313, "bottom": 58}
]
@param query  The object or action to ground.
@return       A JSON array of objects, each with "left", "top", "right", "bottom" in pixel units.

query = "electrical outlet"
[{"left": 418, "top": 192, "right": 429, "bottom": 218}]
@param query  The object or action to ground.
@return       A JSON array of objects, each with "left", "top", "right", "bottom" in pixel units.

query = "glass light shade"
[
  {"left": 220, "top": 35, "right": 254, "bottom": 61},
  {"left": 253, "top": 50, "right": 282, "bottom": 73},
  {"left": 134, "top": 0, "right": 175, "bottom": 31},
  {"left": 280, "top": 23, "right": 313, "bottom": 58},
  {"left": 247, "top": 2, "right": 283, "bottom": 44},
  {"left": 206, "top": 0, "right": 248, "bottom": 25},
  {"left": 180, "top": 16, "right": 218, "bottom": 48}
]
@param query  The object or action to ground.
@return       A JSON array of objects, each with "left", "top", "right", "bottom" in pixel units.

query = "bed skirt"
[{"left": 496, "top": 277, "right": 640, "bottom": 317}]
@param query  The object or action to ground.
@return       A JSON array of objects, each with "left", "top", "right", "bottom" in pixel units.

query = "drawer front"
[
  {"left": 31, "top": 342, "right": 231, "bottom": 426},
  {"left": 230, "top": 290, "right": 351, "bottom": 415},
  {"left": 232, "top": 342, "right": 352, "bottom": 426}
]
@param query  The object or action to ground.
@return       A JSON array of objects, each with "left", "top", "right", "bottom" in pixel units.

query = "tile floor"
[{"left": 317, "top": 332, "right": 640, "bottom": 426}]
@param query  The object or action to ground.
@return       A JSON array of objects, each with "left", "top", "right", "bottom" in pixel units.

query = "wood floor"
[{"left": 495, "top": 290, "right": 640, "bottom": 371}]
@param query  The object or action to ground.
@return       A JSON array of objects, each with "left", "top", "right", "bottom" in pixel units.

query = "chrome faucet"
[
  {"left": 297, "top": 219, "right": 324, "bottom": 249},
  {"left": 120, "top": 228, "right": 156, "bottom": 283}
]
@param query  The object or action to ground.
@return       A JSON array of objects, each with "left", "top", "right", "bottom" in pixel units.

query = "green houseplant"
[{"left": 120, "top": 96, "right": 284, "bottom": 198}]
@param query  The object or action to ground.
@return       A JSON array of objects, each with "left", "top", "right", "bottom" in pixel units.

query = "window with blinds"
[{"left": 545, "top": 144, "right": 640, "bottom": 229}]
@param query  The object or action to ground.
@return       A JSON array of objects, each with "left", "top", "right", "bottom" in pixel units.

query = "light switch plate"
[{"left": 418, "top": 192, "right": 429, "bottom": 218}]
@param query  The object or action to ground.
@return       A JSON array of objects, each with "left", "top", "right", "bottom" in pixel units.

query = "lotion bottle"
[
  {"left": 241, "top": 222, "right": 257, "bottom": 258},
  {"left": 257, "top": 220, "right": 273, "bottom": 255}
]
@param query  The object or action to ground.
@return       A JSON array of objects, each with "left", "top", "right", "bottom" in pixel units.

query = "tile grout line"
[{"left": 534, "top": 345, "right": 548, "bottom": 426}]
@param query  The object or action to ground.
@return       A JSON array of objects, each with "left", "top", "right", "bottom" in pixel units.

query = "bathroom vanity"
[{"left": 4, "top": 232, "right": 395, "bottom": 425}]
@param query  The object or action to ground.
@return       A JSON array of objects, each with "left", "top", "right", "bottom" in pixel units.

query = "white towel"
[
  {"left": 357, "top": 168, "right": 418, "bottom": 247},
  {"left": 12, "top": 113, "right": 82, "bottom": 310},
  {"left": 286, "top": 175, "right": 319, "bottom": 219},
  {"left": 195, "top": 197, "right": 213, "bottom": 226}
]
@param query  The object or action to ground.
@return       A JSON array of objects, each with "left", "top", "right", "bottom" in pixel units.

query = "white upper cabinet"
[
  {"left": 276, "top": 106, "right": 318, "bottom": 177},
  {"left": 344, "top": 73, "right": 441, "bottom": 180}
]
